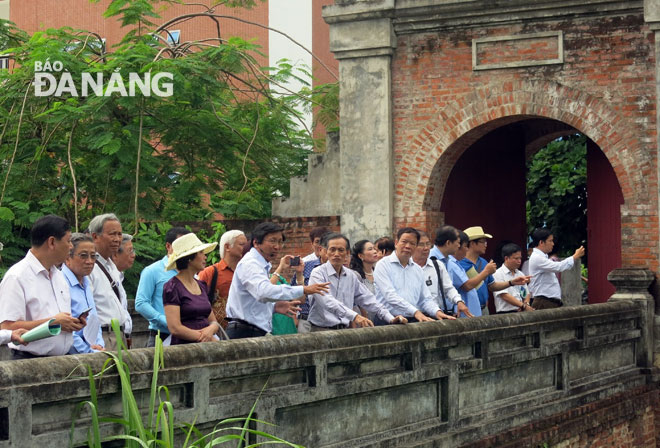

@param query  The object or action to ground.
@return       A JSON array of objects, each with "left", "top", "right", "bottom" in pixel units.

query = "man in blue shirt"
[
  {"left": 135, "top": 226, "right": 190, "bottom": 347},
  {"left": 297, "top": 226, "right": 331, "bottom": 333},
  {"left": 64, "top": 233, "right": 104, "bottom": 354},
  {"left": 374, "top": 227, "right": 455, "bottom": 323},
  {"left": 459, "top": 226, "right": 497, "bottom": 313},
  {"left": 431, "top": 226, "right": 482, "bottom": 317}
]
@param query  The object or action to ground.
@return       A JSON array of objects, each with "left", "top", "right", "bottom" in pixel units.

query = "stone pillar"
[
  {"left": 607, "top": 268, "right": 655, "bottom": 368},
  {"left": 645, "top": 0, "right": 660, "bottom": 313},
  {"left": 560, "top": 258, "right": 583, "bottom": 306},
  {"left": 324, "top": 1, "right": 397, "bottom": 241}
]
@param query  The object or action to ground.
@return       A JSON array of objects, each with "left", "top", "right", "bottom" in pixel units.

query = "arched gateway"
[{"left": 299, "top": 1, "right": 659, "bottom": 302}]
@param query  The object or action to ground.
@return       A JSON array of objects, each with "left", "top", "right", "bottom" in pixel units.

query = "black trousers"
[{"left": 226, "top": 320, "right": 267, "bottom": 339}]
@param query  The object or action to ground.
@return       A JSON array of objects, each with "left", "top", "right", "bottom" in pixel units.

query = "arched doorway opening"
[{"left": 438, "top": 117, "right": 623, "bottom": 304}]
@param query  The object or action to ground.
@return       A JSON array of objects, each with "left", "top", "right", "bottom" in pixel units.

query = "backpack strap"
[
  {"left": 430, "top": 256, "right": 451, "bottom": 313},
  {"left": 208, "top": 265, "right": 219, "bottom": 304},
  {"left": 95, "top": 260, "right": 121, "bottom": 304}
]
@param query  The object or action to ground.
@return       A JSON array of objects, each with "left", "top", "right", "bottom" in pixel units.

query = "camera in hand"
[{"left": 290, "top": 256, "right": 301, "bottom": 266}]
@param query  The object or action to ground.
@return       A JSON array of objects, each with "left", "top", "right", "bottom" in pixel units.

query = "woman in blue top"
[{"left": 63, "top": 233, "right": 105, "bottom": 354}]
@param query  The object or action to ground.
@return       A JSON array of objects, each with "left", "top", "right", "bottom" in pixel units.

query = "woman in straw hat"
[{"left": 162, "top": 233, "right": 220, "bottom": 345}]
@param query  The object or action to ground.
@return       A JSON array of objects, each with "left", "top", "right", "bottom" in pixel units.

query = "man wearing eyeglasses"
[
  {"left": 307, "top": 233, "right": 407, "bottom": 331},
  {"left": 226, "top": 222, "right": 330, "bottom": 339}
]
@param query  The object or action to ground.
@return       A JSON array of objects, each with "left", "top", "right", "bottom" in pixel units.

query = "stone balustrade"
[{"left": 0, "top": 298, "right": 652, "bottom": 447}]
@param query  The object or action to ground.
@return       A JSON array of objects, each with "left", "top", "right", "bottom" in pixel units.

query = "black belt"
[
  {"left": 533, "top": 296, "right": 562, "bottom": 306},
  {"left": 310, "top": 322, "right": 347, "bottom": 330},
  {"left": 11, "top": 349, "right": 46, "bottom": 359},
  {"left": 101, "top": 325, "right": 125, "bottom": 333},
  {"left": 149, "top": 329, "right": 169, "bottom": 338},
  {"left": 227, "top": 318, "right": 267, "bottom": 334}
]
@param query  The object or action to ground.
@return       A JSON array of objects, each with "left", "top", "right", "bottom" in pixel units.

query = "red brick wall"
[
  {"left": 465, "top": 385, "right": 658, "bottom": 448},
  {"left": 391, "top": 13, "right": 658, "bottom": 273},
  {"left": 10, "top": 1, "right": 270, "bottom": 66},
  {"left": 224, "top": 215, "right": 340, "bottom": 259}
]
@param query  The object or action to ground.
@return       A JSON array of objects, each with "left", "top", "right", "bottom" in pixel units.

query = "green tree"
[
  {"left": 526, "top": 134, "right": 587, "bottom": 256},
  {"left": 0, "top": 0, "right": 337, "bottom": 274}
]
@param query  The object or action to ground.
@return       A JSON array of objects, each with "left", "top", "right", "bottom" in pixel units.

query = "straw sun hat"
[
  {"left": 165, "top": 233, "right": 217, "bottom": 271},
  {"left": 463, "top": 226, "right": 493, "bottom": 241}
]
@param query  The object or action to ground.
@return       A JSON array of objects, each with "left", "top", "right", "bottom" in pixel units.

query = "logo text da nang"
[{"left": 32, "top": 61, "right": 173, "bottom": 97}]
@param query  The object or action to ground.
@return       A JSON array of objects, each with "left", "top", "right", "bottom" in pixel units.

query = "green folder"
[{"left": 21, "top": 318, "right": 61, "bottom": 343}]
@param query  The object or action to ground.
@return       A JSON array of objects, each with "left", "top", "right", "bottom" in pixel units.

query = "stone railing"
[{"left": 0, "top": 297, "right": 652, "bottom": 447}]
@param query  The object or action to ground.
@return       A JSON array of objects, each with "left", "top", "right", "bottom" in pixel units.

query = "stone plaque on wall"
[{"left": 472, "top": 31, "right": 564, "bottom": 70}]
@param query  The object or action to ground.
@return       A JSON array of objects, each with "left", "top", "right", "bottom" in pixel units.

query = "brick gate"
[{"left": 308, "top": 0, "right": 660, "bottom": 288}]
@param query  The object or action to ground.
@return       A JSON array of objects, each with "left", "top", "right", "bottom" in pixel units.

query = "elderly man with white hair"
[
  {"left": 198, "top": 229, "right": 248, "bottom": 329},
  {"left": 88, "top": 213, "right": 132, "bottom": 350}
]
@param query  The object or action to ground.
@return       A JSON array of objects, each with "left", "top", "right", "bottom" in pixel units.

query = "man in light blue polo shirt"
[
  {"left": 374, "top": 227, "right": 455, "bottom": 323},
  {"left": 135, "top": 226, "right": 190, "bottom": 347},
  {"left": 431, "top": 226, "right": 482, "bottom": 317}
]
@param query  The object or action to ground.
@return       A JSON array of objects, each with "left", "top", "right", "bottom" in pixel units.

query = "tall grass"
[{"left": 70, "top": 320, "right": 303, "bottom": 448}]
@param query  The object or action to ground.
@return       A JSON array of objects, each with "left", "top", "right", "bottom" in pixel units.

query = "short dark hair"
[
  {"left": 31, "top": 215, "right": 71, "bottom": 247},
  {"left": 396, "top": 227, "right": 420, "bottom": 243},
  {"left": 166, "top": 227, "right": 190, "bottom": 245},
  {"left": 501, "top": 243, "right": 522, "bottom": 259},
  {"left": 309, "top": 226, "right": 330, "bottom": 243},
  {"left": 374, "top": 236, "right": 394, "bottom": 253},
  {"left": 322, "top": 232, "right": 350, "bottom": 250},
  {"left": 434, "top": 225, "right": 459, "bottom": 247},
  {"left": 458, "top": 231, "right": 469, "bottom": 246},
  {"left": 250, "top": 222, "right": 285, "bottom": 247},
  {"left": 175, "top": 253, "right": 196, "bottom": 271},
  {"left": 531, "top": 228, "right": 552, "bottom": 248}
]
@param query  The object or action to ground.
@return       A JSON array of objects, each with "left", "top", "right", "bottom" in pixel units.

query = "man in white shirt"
[
  {"left": 528, "top": 228, "right": 585, "bottom": 309},
  {"left": 88, "top": 213, "right": 132, "bottom": 349},
  {"left": 374, "top": 227, "right": 456, "bottom": 323},
  {"left": 0, "top": 328, "right": 27, "bottom": 346},
  {"left": 308, "top": 233, "right": 406, "bottom": 330},
  {"left": 493, "top": 244, "right": 533, "bottom": 313},
  {"left": 0, "top": 215, "right": 85, "bottom": 358},
  {"left": 226, "top": 222, "right": 330, "bottom": 338},
  {"left": 412, "top": 231, "right": 471, "bottom": 317}
]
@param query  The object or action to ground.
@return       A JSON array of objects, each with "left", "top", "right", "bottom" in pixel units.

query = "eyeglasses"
[
  {"left": 264, "top": 238, "right": 283, "bottom": 246},
  {"left": 327, "top": 247, "right": 347, "bottom": 254},
  {"left": 75, "top": 252, "right": 97, "bottom": 260},
  {"left": 419, "top": 242, "right": 433, "bottom": 248}
]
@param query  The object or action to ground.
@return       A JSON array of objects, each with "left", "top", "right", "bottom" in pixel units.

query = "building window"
[
  {"left": 166, "top": 30, "right": 180, "bottom": 45},
  {"left": 0, "top": 57, "right": 8, "bottom": 70}
]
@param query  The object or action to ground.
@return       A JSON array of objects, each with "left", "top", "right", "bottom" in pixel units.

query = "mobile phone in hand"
[
  {"left": 78, "top": 307, "right": 92, "bottom": 319},
  {"left": 290, "top": 256, "right": 301, "bottom": 266}
]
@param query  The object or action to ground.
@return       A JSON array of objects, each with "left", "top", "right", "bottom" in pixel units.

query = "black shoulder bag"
[
  {"left": 430, "top": 256, "right": 454, "bottom": 316},
  {"left": 207, "top": 265, "right": 219, "bottom": 305}
]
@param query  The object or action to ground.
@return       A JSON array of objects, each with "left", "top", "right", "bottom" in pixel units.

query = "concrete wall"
[
  {"left": 0, "top": 300, "right": 654, "bottom": 447},
  {"left": 0, "top": 0, "right": 8, "bottom": 21},
  {"left": 272, "top": 132, "right": 341, "bottom": 218}
]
